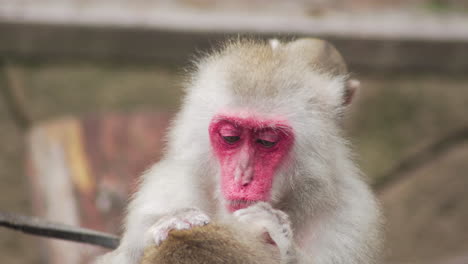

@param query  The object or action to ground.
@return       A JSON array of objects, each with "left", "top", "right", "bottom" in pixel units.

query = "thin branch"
[
  {"left": 0, "top": 211, "right": 120, "bottom": 249},
  {"left": 374, "top": 125, "right": 468, "bottom": 192}
]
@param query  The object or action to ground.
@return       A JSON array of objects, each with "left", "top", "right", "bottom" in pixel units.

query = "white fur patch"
[
  {"left": 147, "top": 208, "right": 210, "bottom": 245},
  {"left": 269, "top": 39, "right": 280, "bottom": 50}
]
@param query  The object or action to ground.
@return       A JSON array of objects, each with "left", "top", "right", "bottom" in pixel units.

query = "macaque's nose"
[
  {"left": 236, "top": 144, "right": 255, "bottom": 186},
  {"left": 241, "top": 167, "right": 254, "bottom": 186}
]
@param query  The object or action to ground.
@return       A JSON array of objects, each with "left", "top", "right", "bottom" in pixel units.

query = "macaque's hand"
[
  {"left": 147, "top": 208, "right": 210, "bottom": 246},
  {"left": 234, "top": 202, "right": 295, "bottom": 261}
]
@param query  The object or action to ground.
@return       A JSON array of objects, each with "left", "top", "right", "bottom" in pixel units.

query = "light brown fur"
[
  {"left": 200, "top": 38, "right": 350, "bottom": 100},
  {"left": 141, "top": 223, "right": 280, "bottom": 264}
]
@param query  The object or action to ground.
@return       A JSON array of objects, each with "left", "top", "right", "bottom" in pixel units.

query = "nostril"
[{"left": 241, "top": 175, "right": 252, "bottom": 186}]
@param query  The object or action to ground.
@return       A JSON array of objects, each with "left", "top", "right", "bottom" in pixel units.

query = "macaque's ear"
[
  {"left": 285, "top": 38, "right": 348, "bottom": 77},
  {"left": 344, "top": 79, "right": 360, "bottom": 106},
  {"left": 286, "top": 38, "right": 355, "bottom": 108}
]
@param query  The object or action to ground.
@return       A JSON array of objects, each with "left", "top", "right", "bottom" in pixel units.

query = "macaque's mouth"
[{"left": 226, "top": 199, "right": 258, "bottom": 212}]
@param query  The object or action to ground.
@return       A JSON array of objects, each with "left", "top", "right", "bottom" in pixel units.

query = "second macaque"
[{"left": 141, "top": 203, "right": 290, "bottom": 264}]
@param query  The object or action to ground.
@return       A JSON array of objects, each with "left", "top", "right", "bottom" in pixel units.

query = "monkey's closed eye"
[
  {"left": 256, "top": 139, "right": 277, "bottom": 148},
  {"left": 223, "top": 136, "right": 240, "bottom": 144}
]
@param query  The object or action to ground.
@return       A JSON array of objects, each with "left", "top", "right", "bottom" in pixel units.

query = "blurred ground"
[
  {"left": 381, "top": 142, "right": 468, "bottom": 263},
  {"left": 350, "top": 74, "right": 468, "bottom": 263}
]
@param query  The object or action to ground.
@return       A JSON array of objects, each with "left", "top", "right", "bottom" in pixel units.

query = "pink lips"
[{"left": 226, "top": 199, "right": 258, "bottom": 212}]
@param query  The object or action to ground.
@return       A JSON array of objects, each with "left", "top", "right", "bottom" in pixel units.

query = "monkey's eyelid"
[
  {"left": 256, "top": 139, "right": 277, "bottom": 147},
  {"left": 222, "top": 136, "right": 241, "bottom": 143}
]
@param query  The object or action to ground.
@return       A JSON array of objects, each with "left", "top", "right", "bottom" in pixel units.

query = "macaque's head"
[
  {"left": 141, "top": 224, "right": 280, "bottom": 264},
  {"left": 169, "top": 38, "right": 357, "bottom": 212}
]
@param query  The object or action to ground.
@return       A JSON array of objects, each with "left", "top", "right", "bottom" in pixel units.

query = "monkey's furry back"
[{"left": 141, "top": 224, "right": 278, "bottom": 264}]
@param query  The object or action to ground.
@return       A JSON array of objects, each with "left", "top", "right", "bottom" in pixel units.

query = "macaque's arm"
[{"left": 97, "top": 159, "right": 210, "bottom": 264}]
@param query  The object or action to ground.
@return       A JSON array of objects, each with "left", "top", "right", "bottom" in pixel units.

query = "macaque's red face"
[{"left": 209, "top": 114, "right": 294, "bottom": 212}]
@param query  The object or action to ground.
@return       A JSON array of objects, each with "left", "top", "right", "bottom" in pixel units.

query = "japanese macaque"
[
  {"left": 140, "top": 203, "right": 289, "bottom": 264},
  {"left": 96, "top": 38, "right": 382, "bottom": 264}
]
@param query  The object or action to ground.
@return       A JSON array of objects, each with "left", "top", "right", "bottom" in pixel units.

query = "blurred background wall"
[{"left": 0, "top": 1, "right": 467, "bottom": 263}]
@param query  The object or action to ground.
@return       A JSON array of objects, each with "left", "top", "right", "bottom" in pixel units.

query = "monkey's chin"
[{"left": 226, "top": 199, "right": 258, "bottom": 212}]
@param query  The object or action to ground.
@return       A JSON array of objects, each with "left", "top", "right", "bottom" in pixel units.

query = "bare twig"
[
  {"left": 0, "top": 211, "right": 120, "bottom": 249},
  {"left": 1, "top": 60, "right": 33, "bottom": 130},
  {"left": 374, "top": 125, "right": 468, "bottom": 192}
]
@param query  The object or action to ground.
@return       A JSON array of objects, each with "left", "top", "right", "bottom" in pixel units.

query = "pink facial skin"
[{"left": 209, "top": 114, "right": 294, "bottom": 212}]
